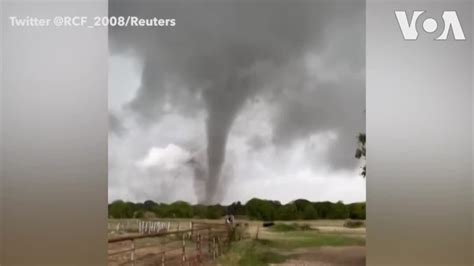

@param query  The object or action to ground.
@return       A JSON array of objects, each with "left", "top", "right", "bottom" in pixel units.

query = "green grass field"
[{"left": 219, "top": 223, "right": 365, "bottom": 265}]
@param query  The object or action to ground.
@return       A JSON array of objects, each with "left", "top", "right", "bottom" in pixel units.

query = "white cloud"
[{"left": 136, "top": 144, "right": 192, "bottom": 171}]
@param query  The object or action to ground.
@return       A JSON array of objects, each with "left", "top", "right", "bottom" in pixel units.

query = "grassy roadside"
[
  {"left": 218, "top": 240, "right": 289, "bottom": 265},
  {"left": 219, "top": 226, "right": 365, "bottom": 265}
]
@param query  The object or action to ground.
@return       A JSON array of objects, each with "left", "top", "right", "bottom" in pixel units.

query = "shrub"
[
  {"left": 298, "top": 223, "right": 312, "bottom": 231},
  {"left": 271, "top": 223, "right": 313, "bottom": 232},
  {"left": 343, "top": 220, "right": 365, "bottom": 228},
  {"left": 271, "top": 223, "right": 299, "bottom": 232}
]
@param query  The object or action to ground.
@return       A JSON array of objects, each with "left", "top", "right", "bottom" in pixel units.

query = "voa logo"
[{"left": 395, "top": 11, "right": 466, "bottom": 40}]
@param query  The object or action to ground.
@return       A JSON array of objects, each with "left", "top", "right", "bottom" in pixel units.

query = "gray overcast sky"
[{"left": 108, "top": 0, "right": 366, "bottom": 204}]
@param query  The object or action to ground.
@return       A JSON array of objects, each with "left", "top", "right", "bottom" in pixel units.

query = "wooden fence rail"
[{"left": 108, "top": 222, "right": 231, "bottom": 266}]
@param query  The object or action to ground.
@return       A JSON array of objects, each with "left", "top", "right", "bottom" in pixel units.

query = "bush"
[
  {"left": 271, "top": 223, "right": 298, "bottom": 232},
  {"left": 343, "top": 220, "right": 365, "bottom": 228},
  {"left": 298, "top": 223, "right": 312, "bottom": 231},
  {"left": 271, "top": 223, "right": 313, "bottom": 232}
]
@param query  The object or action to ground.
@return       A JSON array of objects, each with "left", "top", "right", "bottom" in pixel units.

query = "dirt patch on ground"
[{"left": 275, "top": 246, "right": 365, "bottom": 266}]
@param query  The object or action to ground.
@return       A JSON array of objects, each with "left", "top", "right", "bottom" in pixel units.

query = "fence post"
[
  {"left": 181, "top": 234, "right": 186, "bottom": 265},
  {"left": 190, "top": 221, "right": 193, "bottom": 239},
  {"left": 130, "top": 239, "right": 135, "bottom": 266},
  {"left": 196, "top": 233, "right": 202, "bottom": 263},
  {"left": 208, "top": 227, "right": 212, "bottom": 254},
  {"left": 212, "top": 237, "right": 216, "bottom": 260}
]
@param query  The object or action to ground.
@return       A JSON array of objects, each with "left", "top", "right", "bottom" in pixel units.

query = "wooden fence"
[
  {"left": 108, "top": 220, "right": 190, "bottom": 235},
  {"left": 108, "top": 222, "right": 231, "bottom": 266}
]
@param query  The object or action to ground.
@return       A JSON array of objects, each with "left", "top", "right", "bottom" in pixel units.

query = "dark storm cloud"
[
  {"left": 109, "top": 0, "right": 365, "bottom": 203},
  {"left": 109, "top": 112, "right": 126, "bottom": 136},
  {"left": 272, "top": 81, "right": 365, "bottom": 170},
  {"left": 247, "top": 135, "right": 268, "bottom": 151}
]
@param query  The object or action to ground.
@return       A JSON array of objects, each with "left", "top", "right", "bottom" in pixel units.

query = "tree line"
[{"left": 109, "top": 198, "right": 365, "bottom": 221}]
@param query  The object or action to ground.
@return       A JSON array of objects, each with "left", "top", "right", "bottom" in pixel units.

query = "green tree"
[
  {"left": 166, "top": 201, "right": 193, "bottom": 218},
  {"left": 348, "top": 202, "right": 366, "bottom": 220},
  {"left": 206, "top": 205, "right": 226, "bottom": 219},
  {"left": 302, "top": 204, "right": 318, "bottom": 220},
  {"left": 278, "top": 203, "right": 298, "bottom": 220},
  {"left": 313, "top": 202, "right": 331, "bottom": 219},
  {"left": 293, "top": 199, "right": 317, "bottom": 220},
  {"left": 245, "top": 198, "right": 277, "bottom": 221},
  {"left": 143, "top": 200, "right": 158, "bottom": 211},
  {"left": 108, "top": 198, "right": 364, "bottom": 221},
  {"left": 227, "top": 201, "right": 246, "bottom": 216},
  {"left": 192, "top": 204, "right": 207, "bottom": 219},
  {"left": 327, "top": 201, "right": 349, "bottom": 219},
  {"left": 108, "top": 200, "right": 135, "bottom": 218},
  {"left": 355, "top": 133, "right": 366, "bottom": 177}
]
